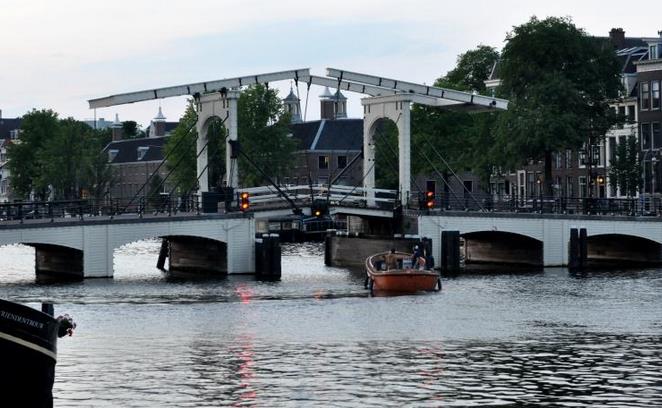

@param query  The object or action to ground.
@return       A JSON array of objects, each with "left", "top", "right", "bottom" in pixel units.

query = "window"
[
  {"left": 627, "top": 105, "right": 636, "bottom": 122},
  {"left": 463, "top": 180, "right": 473, "bottom": 194},
  {"left": 608, "top": 137, "right": 616, "bottom": 164},
  {"left": 9, "top": 130, "right": 19, "bottom": 140},
  {"left": 566, "top": 176, "right": 574, "bottom": 198},
  {"left": 641, "top": 81, "right": 650, "bottom": 110},
  {"left": 650, "top": 44, "right": 659, "bottom": 60},
  {"left": 642, "top": 123, "right": 652, "bottom": 150},
  {"left": 578, "top": 176, "right": 587, "bottom": 198},
  {"left": 565, "top": 149, "right": 572, "bottom": 168},
  {"left": 654, "top": 123, "right": 662, "bottom": 150},
  {"left": 337, "top": 155, "right": 347, "bottom": 169},
  {"left": 318, "top": 155, "right": 329, "bottom": 169},
  {"left": 108, "top": 149, "right": 119, "bottom": 162},
  {"left": 653, "top": 81, "right": 661, "bottom": 110},
  {"left": 554, "top": 152, "right": 562, "bottom": 169},
  {"left": 137, "top": 146, "right": 149, "bottom": 160}
]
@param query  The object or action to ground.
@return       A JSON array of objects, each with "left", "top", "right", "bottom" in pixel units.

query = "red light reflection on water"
[
  {"left": 235, "top": 284, "right": 253, "bottom": 304},
  {"left": 233, "top": 334, "right": 257, "bottom": 406}
]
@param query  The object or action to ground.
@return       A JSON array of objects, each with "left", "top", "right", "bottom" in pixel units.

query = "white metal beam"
[
  {"left": 326, "top": 68, "right": 509, "bottom": 110},
  {"left": 89, "top": 68, "right": 311, "bottom": 109},
  {"left": 299, "top": 75, "right": 397, "bottom": 97}
]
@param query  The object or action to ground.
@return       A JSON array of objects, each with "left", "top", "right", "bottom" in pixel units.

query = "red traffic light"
[
  {"left": 425, "top": 191, "right": 435, "bottom": 209},
  {"left": 240, "top": 192, "right": 250, "bottom": 211}
]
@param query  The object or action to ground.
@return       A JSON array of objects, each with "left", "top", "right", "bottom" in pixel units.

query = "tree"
[
  {"left": 495, "top": 16, "right": 623, "bottom": 196},
  {"left": 434, "top": 45, "right": 499, "bottom": 93},
  {"left": 237, "top": 84, "right": 297, "bottom": 187},
  {"left": 7, "top": 109, "right": 114, "bottom": 201},
  {"left": 164, "top": 101, "right": 227, "bottom": 194},
  {"left": 7, "top": 109, "right": 60, "bottom": 199},
  {"left": 122, "top": 121, "right": 144, "bottom": 139},
  {"left": 373, "top": 119, "right": 399, "bottom": 189},
  {"left": 409, "top": 45, "right": 500, "bottom": 190},
  {"left": 608, "top": 136, "right": 641, "bottom": 197}
]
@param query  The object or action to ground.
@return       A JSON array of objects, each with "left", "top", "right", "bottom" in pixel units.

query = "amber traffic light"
[{"left": 240, "top": 192, "right": 250, "bottom": 211}]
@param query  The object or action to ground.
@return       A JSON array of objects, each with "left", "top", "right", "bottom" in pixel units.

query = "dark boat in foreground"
[
  {"left": 365, "top": 252, "right": 441, "bottom": 294},
  {"left": 0, "top": 299, "right": 75, "bottom": 407}
]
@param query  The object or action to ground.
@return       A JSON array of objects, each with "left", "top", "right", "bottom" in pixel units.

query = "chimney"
[
  {"left": 150, "top": 106, "right": 167, "bottom": 137},
  {"left": 111, "top": 113, "right": 124, "bottom": 141},
  {"left": 609, "top": 28, "right": 626, "bottom": 49}
]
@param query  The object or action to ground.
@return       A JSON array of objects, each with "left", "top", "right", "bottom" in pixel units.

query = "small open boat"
[{"left": 365, "top": 251, "right": 441, "bottom": 294}]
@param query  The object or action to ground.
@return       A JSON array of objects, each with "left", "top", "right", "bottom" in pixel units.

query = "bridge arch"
[
  {"left": 196, "top": 91, "right": 240, "bottom": 193},
  {"left": 461, "top": 230, "right": 543, "bottom": 266},
  {"left": 587, "top": 233, "right": 662, "bottom": 265},
  {"left": 363, "top": 94, "right": 413, "bottom": 206},
  {"left": 114, "top": 234, "right": 228, "bottom": 276},
  {"left": 368, "top": 118, "right": 400, "bottom": 191}
]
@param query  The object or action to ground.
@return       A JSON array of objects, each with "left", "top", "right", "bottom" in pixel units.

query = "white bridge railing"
[{"left": 236, "top": 184, "right": 398, "bottom": 209}]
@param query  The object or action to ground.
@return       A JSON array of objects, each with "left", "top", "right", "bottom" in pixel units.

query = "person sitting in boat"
[
  {"left": 412, "top": 245, "right": 426, "bottom": 270},
  {"left": 384, "top": 248, "right": 398, "bottom": 270}
]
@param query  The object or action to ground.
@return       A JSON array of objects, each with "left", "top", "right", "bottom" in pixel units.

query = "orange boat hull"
[
  {"left": 365, "top": 252, "right": 440, "bottom": 294},
  {"left": 371, "top": 271, "right": 439, "bottom": 292}
]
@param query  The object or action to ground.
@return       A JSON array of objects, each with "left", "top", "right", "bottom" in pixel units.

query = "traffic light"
[
  {"left": 311, "top": 199, "right": 328, "bottom": 218},
  {"left": 425, "top": 191, "right": 435, "bottom": 209},
  {"left": 239, "top": 192, "right": 250, "bottom": 212}
]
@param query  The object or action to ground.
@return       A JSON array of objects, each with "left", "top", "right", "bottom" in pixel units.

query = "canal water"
[{"left": 1, "top": 241, "right": 661, "bottom": 407}]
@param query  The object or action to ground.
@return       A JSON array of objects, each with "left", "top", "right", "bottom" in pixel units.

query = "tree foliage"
[
  {"left": 7, "top": 109, "right": 112, "bottom": 200},
  {"left": 608, "top": 136, "right": 641, "bottom": 197},
  {"left": 164, "top": 101, "right": 226, "bottom": 194},
  {"left": 408, "top": 45, "right": 500, "bottom": 190},
  {"left": 434, "top": 45, "right": 499, "bottom": 93},
  {"left": 372, "top": 119, "right": 400, "bottom": 189},
  {"left": 495, "top": 16, "right": 623, "bottom": 193},
  {"left": 237, "top": 84, "right": 297, "bottom": 187}
]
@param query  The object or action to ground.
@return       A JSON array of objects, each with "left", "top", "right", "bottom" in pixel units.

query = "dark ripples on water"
[
  {"left": 1, "top": 241, "right": 661, "bottom": 406},
  {"left": 55, "top": 336, "right": 662, "bottom": 407}
]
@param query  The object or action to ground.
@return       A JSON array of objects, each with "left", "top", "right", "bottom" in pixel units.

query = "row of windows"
[
  {"left": 318, "top": 155, "right": 347, "bottom": 170},
  {"left": 552, "top": 146, "right": 605, "bottom": 169},
  {"left": 640, "top": 80, "right": 662, "bottom": 111},
  {"left": 641, "top": 122, "right": 662, "bottom": 150}
]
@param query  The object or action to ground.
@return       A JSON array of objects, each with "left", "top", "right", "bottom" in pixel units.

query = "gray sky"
[{"left": 1, "top": 0, "right": 660, "bottom": 127}]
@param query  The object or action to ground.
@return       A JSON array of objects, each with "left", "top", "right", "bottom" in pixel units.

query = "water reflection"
[{"left": 0, "top": 241, "right": 661, "bottom": 406}]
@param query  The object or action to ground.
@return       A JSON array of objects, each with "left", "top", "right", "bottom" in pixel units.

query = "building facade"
[
  {"left": 103, "top": 109, "right": 178, "bottom": 205},
  {"left": 0, "top": 111, "right": 21, "bottom": 203}
]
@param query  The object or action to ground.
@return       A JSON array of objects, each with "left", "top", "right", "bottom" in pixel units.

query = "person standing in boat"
[
  {"left": 385, "top": 248, "right": 398, "bottom": 270},
  {"left": 412, "top": 245, "right": 426, "bottom": 270}
]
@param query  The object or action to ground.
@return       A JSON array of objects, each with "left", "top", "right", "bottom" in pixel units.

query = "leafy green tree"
[
  {"left": 164, "top": 101, "right": 227, "bottom": 194},
  {"left": 608, "top": 136, "right": 641, "bottom": 197},
  {"left": 164, "top": 103, "right": 198, "bottom": 193},
  {"left": 7, "top": 109, "right": 60, "bottom": 199},
  {"left": 237, "top": 84, "right": 297, "bottom": 187},
  {"left": 372, "top": 119, "right": 399, "bottom": 189},
  {"left": 122, "top": 121, "right": 145, "bottom": 139},
  {"left": 495, "top": 16, "right": 623, "bottom": 195},
  {"left": 7, "top": 110, "right": 114, "bottom": 201},
  {"left": 409, "top": 45, "right": 500, "bottom": 190},
  {"left": 37, "top": 118, "right": 93, "bottom": 200},
  {"left": 434, "top": 45, "right": 500, "bottom": 93}
]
